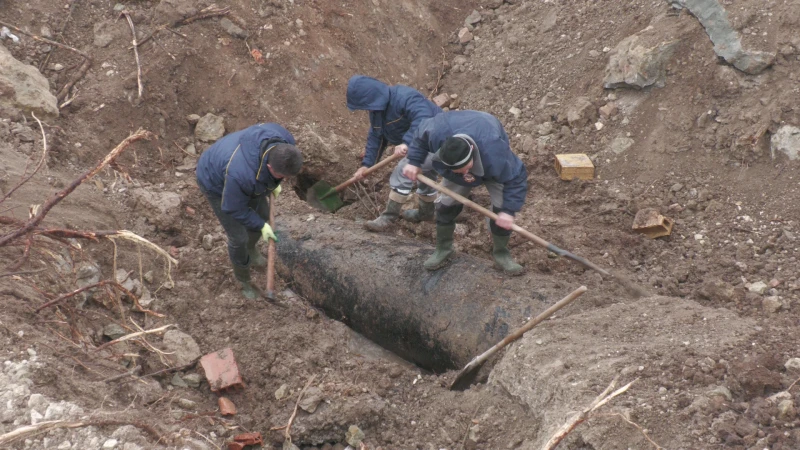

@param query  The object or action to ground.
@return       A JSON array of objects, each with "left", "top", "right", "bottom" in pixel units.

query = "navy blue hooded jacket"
[
  {"left": 407, "top": 111, "right": 528, "bottom": 215},
  {"left": 346, "top": 75, "right": 442, "bottom": 168},
  {"left": 196, "top": 123, "right": 295, "bottom": 230}
]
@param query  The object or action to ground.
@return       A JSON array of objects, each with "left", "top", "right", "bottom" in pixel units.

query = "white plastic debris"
[{"left": 1, "top": 27, "right": 20, "bottom": 43}]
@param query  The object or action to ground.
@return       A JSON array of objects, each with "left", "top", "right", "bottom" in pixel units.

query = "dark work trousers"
[{"left": 197, "top": 182, "right": 269, "bottom": 267}]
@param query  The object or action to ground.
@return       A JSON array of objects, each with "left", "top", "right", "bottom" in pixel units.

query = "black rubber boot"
[
  {"left": 402, "top": 198, "right": 435, "bottom": 223},
  {"left": 365, "top": 199, "right": 404, "bottom": 232},
  {"left": 232, "top": 263, "right": 258, "bottom": 299},
  {"left": 491, "top": 233, "right": 524, "bottom": 276},
  {"left": 424, "top": 223, "right": 456, "bottom": 270}
]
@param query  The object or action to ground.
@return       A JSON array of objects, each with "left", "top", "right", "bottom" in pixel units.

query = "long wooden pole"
[{"left": 416, "top": 174, "right": 611, "bottom": 277}]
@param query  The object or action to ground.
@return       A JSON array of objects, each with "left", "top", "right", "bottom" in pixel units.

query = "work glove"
[
  {"left": 261, "top": 223, "right": 278, "bottom": 242},
  {"left": 272, "top": 184, "right": 282, "bottom": 198}
]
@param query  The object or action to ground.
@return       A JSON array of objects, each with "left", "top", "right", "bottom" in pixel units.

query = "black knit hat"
[{"left": 435, "top": 137, "right": 473, "bottom": 169}]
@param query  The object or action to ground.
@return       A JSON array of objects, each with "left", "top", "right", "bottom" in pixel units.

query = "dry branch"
[
  {"left": 0, "top": 113, "right": 48, "bottom": 205},
  {"left": 0, "top": 419, "right": 162, "bottom": 446},
  {"left": 541, "top": 377, "right": 637, "bottom": 450},
  {"left": 0, "top": 129, "right": 154, "bottom": 247},
  {"left": 284, "top": 375, "right": 317, "bottom": 443},
  {"left": 122, "top": 12, "right": 144, "bottom": 98},
  {"left": 94, "top": 324, "right": 174, "bottom": 351}
]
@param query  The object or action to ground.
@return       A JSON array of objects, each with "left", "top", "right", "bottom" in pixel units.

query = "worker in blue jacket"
[
  {"left": 403, "top": 111, "right": 528, "bottom": 275},
  {"left": 196, "top": 123, "right": 303, "bottom": 299},
  {"left": 347, "top": 75, "right": 442, "bottom": 231}
]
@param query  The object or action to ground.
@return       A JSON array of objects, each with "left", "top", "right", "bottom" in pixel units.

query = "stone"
[
  {"left": 345, "top": 425, "right": 365, "bottom": 447},
  {"left": 508, "top": 106, "right": 522, "bottom": 117},
  {"left": 161, "top": 330, "right": 201, "bottom": 366},
  {"left": 770, "top": 125, "right": 800, "bottom": 160},
  {"left": 202, "top": 234, "right": 214, "bottom": 251},
  {"left": 138, "top": 287, "right": 154, "bottom": 308},
  {"left": 537, "top": 121, "right": 555, "bottom": 136},
  {"left": 102, "top": 438, "right": 119, "bottom": 449},
  {"left": 778, "top": 399, "right": 796, "bottom": 420},
  {"left": 599, "top": 103, "right": 618, "bottom": 118},
  {"left": 432, "top": 93, "right": 450, "bottom": 108},
  {"left": 697, "top": 280, "right": 735, "bottom": 303},
  {"left": 298, "top": 386, "right": 323, "bottom": 413},
  {"left": 27, "top": 393, "right": 47, "bottom": 410},
  {"left": 610, "top": 137, "right": 634, "bottom": 155},
  {"left": 748, "top": 281, "right": 768, "bottom": 295},
  {"left": 185, "top": 143, "right": 197, "bottom": 155},
  {"left": 177, "top": 398, "right": 197, "bottom": 410},
  {"left": 458, "top": 28, "right": 473, "bottom": 44},
  {"left": 706, "top": 385, "right": 733, "bottom": 402},
  {"left": 669, "top": 0, "right": 775, "bottom": 74},
  {"left": 103, "top": 324, "right": 127, "bottom": 340},
  {"left": 604, "top": 31, "right": 678, "bottom": 89},
  {"left": 219, "top": 18, "right": 248, "bottom": 39},
  {"left": 183, "top": 373, "right": 202, "bottom": 388},
  {"left": 130, "top": 188, "right": 182, "bottom": 227},
  {"left": 0, "top": 43, "right": 59, "bottom": 118},
  {"left": 465, "top": 10, "right": 482, "bottom": 26},
  {"left": 44, "top": 402, "right": 67, "bottom": 420},
  {"left": 521, "top": 135, "right": 536, "bottom": 154},
  {"left": 275, "top": 384, "right": 289, "bottom": 400},
  {"left": 785, "top": 358, "right": 800, "bottom": 371},
  {"left": 566, "top": 97, "right": 596, "bottom": 128},
  {"left": 171, "top": 373, "right": 189, "bottom": 388},
  {"left": 186, "top": 114, "right": 201, "bottom": 124},
  {"left": 195, "top": 113, "right": 225, "bottom": 142},
  {"left": 762, "top": 296, "right": 782, "bottom": 313},
  {"left": 155, "top": 0, "right": 199, "bottom": 25}
]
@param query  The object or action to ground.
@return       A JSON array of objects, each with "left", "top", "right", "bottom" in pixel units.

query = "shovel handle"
[
  {"left": 416, "top": 174, "right": 610, "bottom": 277},
  {"left": 266, "top": 194, "right": 276, "bottom": 296},
  {"left": 332, "top": 152, "right": 404, "bottom": 193}
]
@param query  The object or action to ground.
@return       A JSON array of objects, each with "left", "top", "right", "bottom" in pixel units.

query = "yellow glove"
[
  {"left": 260, "top": 223, "right": 278, "bottom": 242},
  {"left": 272, "top": 184, "right": 282, "bottom": 198}
]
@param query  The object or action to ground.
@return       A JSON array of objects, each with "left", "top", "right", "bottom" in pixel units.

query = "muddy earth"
[{"left": 2, "top": 0, "right": 800, "bottom": 449}]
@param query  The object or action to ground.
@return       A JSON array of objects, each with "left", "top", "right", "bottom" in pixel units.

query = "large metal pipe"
[{"left": 275, "top": 216, "right": 568, "bottom": 371}]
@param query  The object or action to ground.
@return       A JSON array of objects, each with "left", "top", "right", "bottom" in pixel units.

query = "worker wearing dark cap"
[{"left": 403, "top": 110, "right": 528, "bottom": 275}]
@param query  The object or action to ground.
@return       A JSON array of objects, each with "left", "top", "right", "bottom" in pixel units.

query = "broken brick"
[
  {"left": 227, "top": 443, "right": 245, "bottom": 450},
  {"left": 200, "top": 348, "right": 245, "bottom": 392},
  {"left": 233, "top": 432, "right": 263, "bottom": 446},
  {"left": 218, "top": 396, "right": 237, "bottom": 416}
]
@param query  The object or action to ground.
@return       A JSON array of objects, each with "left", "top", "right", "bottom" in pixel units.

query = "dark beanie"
[{"left": 436, "top": 137, "right": 473, "bottom": 169}]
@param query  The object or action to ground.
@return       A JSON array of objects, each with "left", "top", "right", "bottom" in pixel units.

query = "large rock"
[
  {"left": 161, "top": 330, "right": 201, "bottom": 366},
  {"left": 130, "top": 188, "right": 181, "bottom": 228},
  {"left": 771, "top": 125, "right": 800, "bottom": 160},
  {"left": 0, "top": 43, "right": 58, "bottom": 118},
  {"left": 604, "top": 31, "right": 679, "bottom": 89},
  {"left": 194, "top": 113, "right": 225, "bottom": 142},
  {"left": 669, "top": 0, "right": 775, "bottom": 74}
]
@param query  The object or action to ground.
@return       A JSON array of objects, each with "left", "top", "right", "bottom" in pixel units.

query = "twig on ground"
[
  {"left": 127, "top": 358, "right": 198, "bottom": 383},
  {"left": 427, "top": 46, "right": 447, "bottom": 100},
  {"left": 94, "top": 324, "right": 175, "bottom": 351},
  {"left": 0, "top": 419, "right": 162, "bottom": 446},
  {"left": 101, "top": 365, "right": 141, "bottom": 383},
  {"left": 135, "top": 6, "right": 230, "bottom": 48},
  {"left": 39, "top": 1, "right": 77, "bottom": 71},
  {"left": 0, "top": 113, "right": 49, "bottom": 204},
  {"left": 122, "top": 12, "right": 144, "bottom": 98},
  {"left": 461, "top": 404, "right": 481, "bottom": 450},
  {"left": 35, "top": 280, "right": 115, "bottom": 312},
  {"left": 0, "top": 129, "right": 154, "bottom": 247},
  {"left": 541, "top": 377, "right": 637, "bottom": 450},
  {"left": 284, "top": 375, "right": 317, "bottom": 443},
  {"left": 0, "top": 268, "right": 46, "bottom": 279}
]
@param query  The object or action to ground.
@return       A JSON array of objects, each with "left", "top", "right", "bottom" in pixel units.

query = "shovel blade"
[{"left": 306, "top": 180, "right": 344, "bottom": 212}]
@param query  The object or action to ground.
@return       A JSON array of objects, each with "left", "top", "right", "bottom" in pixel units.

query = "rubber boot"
[
  {"left": 232, "top": 263, "right": 258, "bottom": 300},
  {"left": 247, "top": 235, "right": 267, "bottom": 268},
  {"left": 365, "top": 199, "right": 404, "bottom": 232},
  {"left": 402, "top": 197, "right": 435, "bottom": 223},
  {"left": 491, "top": 233, "right": 524, "bottom": 276},
  {"left": 424, "top": 223, "right": 456, "bottom": 270}
]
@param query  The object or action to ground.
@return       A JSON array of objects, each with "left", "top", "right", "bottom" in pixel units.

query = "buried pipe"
[{"left": 275, "top": 215, "right": 583, "bottom": 372}]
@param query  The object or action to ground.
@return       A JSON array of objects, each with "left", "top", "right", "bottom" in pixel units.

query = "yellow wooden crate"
[{"left": 554, "top": 154, "right": 595, "bottom": 180}]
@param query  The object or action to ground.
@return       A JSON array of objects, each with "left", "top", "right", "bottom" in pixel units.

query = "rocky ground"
[{"left": 2, "top": 0, "right": 800, "bottom": 449}]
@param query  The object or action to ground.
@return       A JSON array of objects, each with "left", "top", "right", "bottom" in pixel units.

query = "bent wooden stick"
[{"left": 450, "top": 285, "right": 587, "bottom": 390}]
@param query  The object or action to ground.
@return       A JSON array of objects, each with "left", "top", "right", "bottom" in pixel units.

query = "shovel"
[
  {"left": 307, "top": 152, "right": 404, "bottom": 212},
  {"left": 265, "top": 194, "right": 277, "bottom": 301},
  {"left": 450, "top": 285, "right": 587, "bottom": 391}
]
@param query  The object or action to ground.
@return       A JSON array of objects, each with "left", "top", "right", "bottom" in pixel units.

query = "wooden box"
[
  {"left": 555, "top": 154, "right": 595, "bottom": 180},
  {"left": 632, "top": 208, "right": 674, "bottom": 239}
]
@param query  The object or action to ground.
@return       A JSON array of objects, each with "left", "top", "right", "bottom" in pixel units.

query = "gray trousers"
[
  {"left": 389, "top": 155, "right": 437, "bottom": 199},
  {"left": 198, "top": 182, "right": 268, "bottom": 267},
  {"left": 436, "top": 179, "right": 511, "bottom": 236}
]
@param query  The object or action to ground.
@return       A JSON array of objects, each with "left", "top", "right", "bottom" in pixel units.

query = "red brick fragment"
[
  {"left": 200, "top": 348, "right": 245, "bottom": 392},
  {"left": 227, "top": 443, "right": 245, "bottom": 450},
  {"left": 218, "top": 396, "right": 237, "bottom": 416},
  {"left": 233, "top": 432, "right": 263, "bottom": 445}
]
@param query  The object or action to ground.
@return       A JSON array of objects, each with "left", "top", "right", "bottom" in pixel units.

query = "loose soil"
[{"left": 2, "top": 0, "right": 800, "bottom": 449}]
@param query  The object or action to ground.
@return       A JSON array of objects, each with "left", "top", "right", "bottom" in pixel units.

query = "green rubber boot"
[
  {"left": 402, "top": 198, "right": 435, "bottom": 223},
  {"left": 232, "top": 263, "right": 258, "bottom": 299},
  {"left": 365, "top": 199, "right": 404, "bottom": 232},
  {"left": 247, "top": 234, "right": 267, "bottom": 268},
  {"left": 424, "top": 223, "right": 456, "bottom": 270},
  {"left": 491, "top": 233, "right": 524, "bottom": 276}
]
